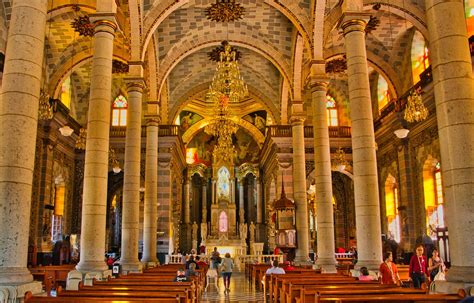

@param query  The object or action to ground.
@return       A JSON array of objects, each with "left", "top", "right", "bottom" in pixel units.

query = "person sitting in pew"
[
  {"left": 186, "top": 262, "right": 199, "bottom": 277},
  {"left": 173, "top": 268, "right": 190, "bottom": 282},
  {"left": 282, "top": 261, "right": 295, "bottom": 271},
  {"left": 265, "top": 260, "right": 286, "bottom": 275},
  {"left": 358, "top": 267, "right": 375, "bottom": 281}
]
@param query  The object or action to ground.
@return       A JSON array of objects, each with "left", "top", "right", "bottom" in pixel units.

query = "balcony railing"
[
  {"left": 267, "top": 125, "right": 351, "bottom": 138},
  {"left": 110, "top": 125, "right": 181, "bottom": 137}
]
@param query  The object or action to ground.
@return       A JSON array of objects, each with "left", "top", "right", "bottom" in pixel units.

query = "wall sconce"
[{"left": 59, "top": 125, "right": 74, "bottom": 137}]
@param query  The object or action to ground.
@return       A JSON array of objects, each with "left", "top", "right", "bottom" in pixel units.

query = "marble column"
[
  {"left": 340, "top": 16, "right": 382, "bottom": 270},
  {"left": 141, "top": 116, "right": 159, "bottom": 264},
  {"left": 202, "top": 184, "right": 207, "bottom": 222},
  {"left": 119, "top": 80, "right": 144, "bottom": 272},
  {"left": 0, "top": 0, "right": 47, "bottom": 287},
  {"left": 239, "top": 180, "right": 244, "bottom": 223},
  {"left": 291, "top": 116, "right": 310, "bottom": 263},
  {"left": 426, "top": 0, "right": 474, "bottom": 283},
  {"left": 184, "top": 180, "right": 191, "bottom": 224},
  {"left": 311, "top": 79, "right": 337, "bottom": 273},
  {"left": 76, "top": 15, "right": 117, "bottom": 273},
  {"left": 256, "top": 179, "right": 262, "bottom": 224}
]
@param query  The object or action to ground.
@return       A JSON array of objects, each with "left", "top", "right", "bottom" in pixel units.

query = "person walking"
[
  {"left": 220, "top": 253, "right": 234, "bottom": 294},
  {"left": 379, "top": 252, "right": 400, "bottom": 284},
  {"left": 409, "top": 244, "right": 429, "bottom": 288}
]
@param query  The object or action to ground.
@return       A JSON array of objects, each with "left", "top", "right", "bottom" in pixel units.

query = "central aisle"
[{"left": 201, "top": 270, "right": 264, "bottom": 303}]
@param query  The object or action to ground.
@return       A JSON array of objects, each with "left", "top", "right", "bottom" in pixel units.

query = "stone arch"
[
  {"left": 182, "top": 117, "right": 266, "bottom": 147},
  {"left": 155, "top": 31, "right": 292, "bottom": 101},
  {"left": 169, "top": 82, "right": 279, "bottom": 127},
  {"left": 141, "top": 0, "right": 312, "bottom": 61}
]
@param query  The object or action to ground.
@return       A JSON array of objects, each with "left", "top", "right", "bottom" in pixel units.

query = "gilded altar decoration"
[
  {"left": 75, "top": 128, "right": 87, "bottom": 150},
  {"left": 205, "top": 0, "right": 245, "bottom": 23},
  {"left": 332, "top": 147, "right": 348, "bottom": 172},
  {"left": 71, "top": 15, "right": 94, "bottom": 37},
  {"left": 38, "top": 89, "right": 53, "bottom": 120},
  {"left": 208, "top": 41, "right": 241, "bottom": 62},
  {"left": 404, "top": 89, "right": 428, "bottom": 123}
]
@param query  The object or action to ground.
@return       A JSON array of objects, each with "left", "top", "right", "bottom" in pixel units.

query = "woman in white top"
[
  {"left": 220, "top": 253, "right": 234, "bottom": 294},
  {"left": 265, "top": 260, "right": 286, "bottom": 275}
]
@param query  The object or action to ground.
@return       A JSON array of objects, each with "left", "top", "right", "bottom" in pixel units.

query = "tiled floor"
[{"left": 201, "top": 271, "right": 264, "bottom": 303}]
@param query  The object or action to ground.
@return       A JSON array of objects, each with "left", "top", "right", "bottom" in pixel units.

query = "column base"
[
  {"left": 120, "top": 261, "right": 143, "bottom": 274},
  {"left": 0, "top": 281, "right": 42, "bottom": 302},
  {"left": 140, "top": 261, "right": 158, "bottom": 269},
  {"left": 76, "top": 260, "right": 108, "bottom": 273},
  {"left": 294, "top": 254, "right": 312, "bottom": 266},
  {"left": 315, "top": 258, "right": 337, "bottom": 273},
  {"left": 0, "top": 267, "right": 34, "bottom": 284},
  {"left": 354, "top": 259, "right": 381, "bottom": 272}
]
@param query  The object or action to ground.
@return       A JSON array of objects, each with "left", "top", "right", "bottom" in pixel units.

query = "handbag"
[{"left": 433, "top": 270, "right": 446, "bottom": 281}]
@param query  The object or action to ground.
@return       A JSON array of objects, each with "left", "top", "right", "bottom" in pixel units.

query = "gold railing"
[
  {"left": 267, "top": 125, "right": 351, "bottom": 138},
  {"left": 110, "top": 125, "right": 181, "bottom": 137}
]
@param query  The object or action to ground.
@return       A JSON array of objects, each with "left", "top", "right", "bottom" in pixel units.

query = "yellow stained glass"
[
  {"left": 377, "top": 75, "right": 390, "bottom": 111},
  {"left": 326, "top": 95, "right": 338, "bottom": 126},
  {"left": 385, "top": 188, "right": 395, "bottom": 217},
  {"left": 411, "top": 31, "right": 430, "bottom": 84}
]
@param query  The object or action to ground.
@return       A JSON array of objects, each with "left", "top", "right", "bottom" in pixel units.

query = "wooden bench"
[
  {"left": 25, "top": 291, "right": 181, "bottom": 302},
  {"left": 314, "top": 293, "right": 463, "bottom": 303},
  {"left": 29, "top": 265, "right": 76, "bottom": 292}
]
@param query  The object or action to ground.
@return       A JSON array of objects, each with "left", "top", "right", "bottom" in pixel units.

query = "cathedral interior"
[{"left": 0, "top": 0, "right": 473, "bottom": 298}]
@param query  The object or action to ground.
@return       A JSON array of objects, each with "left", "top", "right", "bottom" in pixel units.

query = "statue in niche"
[
  {"left": 192, "top": 222, "right": 198, "bottom": 242},
  {"left": 201, "top": 222, "right": 207, "bottom": 242},
  {"left": 239, "top": 222, "right": 248, "bottom": 241},
  {"left": 249, "top": 221, "right": 256, "bottom": 242},
  {"left": 254, "top": 114, "right": 266, "bottom": 131}
]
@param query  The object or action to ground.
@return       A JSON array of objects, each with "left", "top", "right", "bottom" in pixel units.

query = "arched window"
[
  {"left": 326, "top": 95, "right": 338, "bottom": 126},
  {"left": 60, "top": 76, "right": 71, "bottom": 109},
  {"left": 423, "top": 159, "right": 445, "bottom": 239},
  {"left": 466, "top": 0, "right": 474, "bottom": 37},
  {"left": 112, "top": 95, "right": 128, "bottom": 126},
  {"left": 377, "top": 75, "right": 390, "bottom": 111},
  {"left": 385, "top": 175, "right": 400, "bottom": 243},
  {"left": 219, "top": 211, "right": 228, "bottom": 232},
  {"left": 411, "top": 31, "right": 430, "bottom": 84}
]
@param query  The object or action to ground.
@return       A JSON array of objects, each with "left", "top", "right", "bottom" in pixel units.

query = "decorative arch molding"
[
  {"left": 181, "top": 117, "right": 265, "bottom": 147},
  {"left": 188, "top": 163, "right": 208, "bottom": 179},
  {"left": 169, "top": 82, "right": 279, "bottom": 126},
  {"left": 155, "top": 35, "right": 292, "bottom": 102},
  {"left": 237, "top": 163, "right": 260, "bottom": 181},
  {"left": 141, "top": 0, "right": 311, "bottom": 60},
  {"left": 49, "top": 52, "right": 128, "bottom": 99},
  {"left": 312, "top": 0, "right": 326, "bottom": 60},
  {"left": 127, "top": 0, "right": 143, "bottom": 62},
  {"left": 323, "top": 1, "right": 427, "bottom": 45},
  {"left": 47, "top": 5, "right": 96, "bottom": 20},
  {"left": 323, "top": 47, "right": 401, "bottom": 98}
]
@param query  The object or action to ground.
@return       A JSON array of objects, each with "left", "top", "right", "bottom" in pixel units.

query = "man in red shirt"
[{"left": 409, "top": 244, "right": 429, "bottom": 288}]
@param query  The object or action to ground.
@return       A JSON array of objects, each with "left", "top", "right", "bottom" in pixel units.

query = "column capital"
[
  {"left": 90, "top": 13, "right": 117, "bottom": 33},
  {"left": 337, "top": 12, "right": 371, "bottom": 35},
  {"left": 308, "top": 77, "right": 329, "bottom": 93},
  {"left": 145, "top": 115, "right": 160, "bottom": 126},
  {"left": 126, "top": 78, "right": 146, "bottom": 93},
  {"left": 290, "top": 115, "right": 305, "bottom": 126}
]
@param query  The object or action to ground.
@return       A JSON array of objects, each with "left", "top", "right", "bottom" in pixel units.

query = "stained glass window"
[
  {"left": 60, "top": 76, "right": 71, "bottom": 109},
  {"left": 326, "top": 95, "right": 338, "bottom": 126},
  {"left": 217, "top": 167, "right": 230, "bottom": 200},
  {"left": 466, "top": 0, "right": 474, "bottom": 37},
  {"left": 411, "top": 31, "right": 430, "bottom": 84},
  {"left": 424, "top": 161, "right": 445, "bottom": 239},
  {"left": 377, "top": 75, "right": 390, "bottom": 111},
  {"left": 112, "top": 95, "right": 128, "bottom": 127},
  {"left": 219, "top": 211, "right": 228, "bottom": 232},
  {"left": 385, "top": 176, "right": 400, "bottom": 243}
]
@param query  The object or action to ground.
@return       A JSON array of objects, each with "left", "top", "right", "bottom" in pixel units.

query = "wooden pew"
[
  {"left": 29, "top": 264, "right": 76, "bottom": 292},
  {"left": 25, "top": 291, "right": 181, "bottom": 302},
  {"left": 315, "top": 293, "right": 463, "bottom": 303}
]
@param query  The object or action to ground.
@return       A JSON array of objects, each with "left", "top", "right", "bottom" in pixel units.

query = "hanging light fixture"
[
  {"left": 333, "top": 147, "right": 348, "bottom": 172},
  {"left": 394, "top": 128, "right": 410, "bottom": 139},
  {"left": 404, "top": 89, "right": 428, "bottom": 122},
  {"left": 59, "top": 125, "right": 74, "bottom": 136},
  {"left": 109, "top": 147, "right": 121, "bottom": 174}
]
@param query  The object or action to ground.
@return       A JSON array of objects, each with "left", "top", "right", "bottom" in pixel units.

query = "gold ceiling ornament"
[
  {"left": 332, "top": 147, "right": 348, "bottom": 172},
  {"left": 207, "top": 41, "right": 248, "bottom": 104},
  {"left": 71, "top": 15, "right": 94, "bottom": 37},
  {"left": 208, "top": 41, "right": 242, "bottom": 62},
  {"left": 38, "top": 89, "right": 53, "bottom": 120},
  {"left": 404, "top": 89, "right": 428, "bottom": 123},
  {"left": 205, "top": 0, "right": 245, "bottom": 23},
  {"left": 75, "top": 128, "right": 87, "bottom": 150}
]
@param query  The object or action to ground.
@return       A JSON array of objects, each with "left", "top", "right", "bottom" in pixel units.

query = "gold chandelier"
[
  {"left": 404, "top": 89, "right": 428, "bottom": 123},
  {"left": 332, "top": 147, "right": 348, "bottom": 172},
  {"left": 207, "top": 41, "right": 248, "bottom": 104}
]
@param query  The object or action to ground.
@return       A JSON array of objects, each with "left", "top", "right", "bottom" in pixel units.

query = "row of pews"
[
  {"left": 25, "top": 264, "right": 206, "bottom": 303},
  {"left": 246, "top": 263, "right": 465, "bottom": 303}
]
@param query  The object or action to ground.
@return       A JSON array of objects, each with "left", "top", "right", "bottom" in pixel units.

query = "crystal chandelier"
[
  {"left": 404, "top": 89, "right": 428, "bottom": 123},
  {"left": 332, "top": 147, "right": 348, "bottom": 172},
  {"left": 207, "top": 41, "right": 248, "bottom": 104}
]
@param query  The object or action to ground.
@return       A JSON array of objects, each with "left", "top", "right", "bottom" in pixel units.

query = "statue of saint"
[
  {"left": 200, "top": 222, "right": 207, "bottom": 242},
  {"left": 249, "top": 221, "right": 256, "bottom": 242},
  {"left": 192, "top": 222, "right": 198, "bottom": 241},
  {"left": 240, "top": 223, "right": 248, "bottom": 241}
]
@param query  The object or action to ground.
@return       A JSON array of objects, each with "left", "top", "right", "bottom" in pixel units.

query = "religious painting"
[
  {"left": 178, "top": 111, "right": 203, "bottom": 131},
  {"left": 233, "top": 128, "right": 259, "bottom": 165},
  {"left": 219, "top": 211, "right": 228, "bottom": 232},
  {"left": 217, "top": 167, "right": 230, "bottom": 200},
  {"left": 242, "top": 110, "right": 267, "bottom": 133}
]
